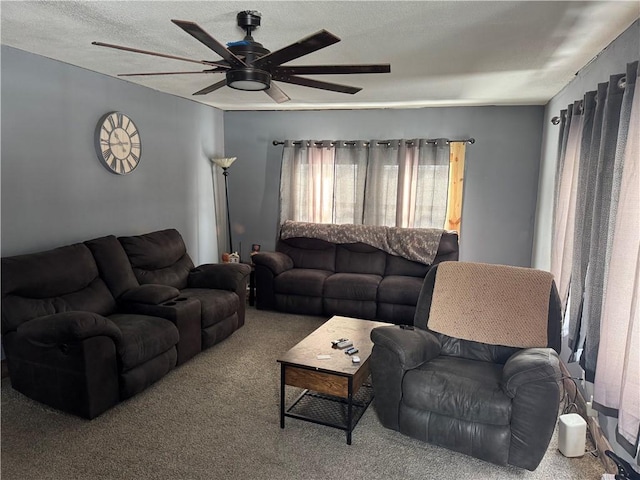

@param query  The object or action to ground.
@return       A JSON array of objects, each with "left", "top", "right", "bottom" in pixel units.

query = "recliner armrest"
[
  {"left": 251, "top": 252, "right": 294, "bottom": 276},
  {"left": 370, "top": 326, "right": 441, "bottom": 370},
  {"left": 17, "top": 311, "right": 122, "bottom": 346},
  {"left": 501, "top": 348, "right": 561, "bottom": 398},
  {"left": 502, "top": 347, "right": 562, "bottom": 470},
  {"left": 188, "top": 263, "right": 251, "bottom": 291},
  {"left": 120, "top": 284, "right": 180, "bottom": 305}
]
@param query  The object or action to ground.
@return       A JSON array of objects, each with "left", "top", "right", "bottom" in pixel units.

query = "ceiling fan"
[{"left": 92, "top": 11, "right": 391, "bottom": 103}]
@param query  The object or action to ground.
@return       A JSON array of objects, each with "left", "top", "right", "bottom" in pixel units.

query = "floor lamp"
[{"left": 212, "top": 157, "right": 237, "bottom": 253}]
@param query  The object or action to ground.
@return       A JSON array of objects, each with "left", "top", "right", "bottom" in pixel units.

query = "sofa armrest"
[
  {"left": 17, "top": 311, "right": 122, "bottom": 346},
  {"left": 120, "top": 284, "right": 180, "bottom": 305},
  {"left": 370, "top": 326, "right": 441, "bottom": 430},
  {"left": 501, "top": 348, "right": 561, "bottom": 398},
  {"left": 124, "top": 297, "right": 202, "bottom": 365},
  {"left": 371, "top": 326, "right": 441, "bottom": 370},
  {"left": 188, "top": 263, "right": 251, "bottom": 291},
  {"left": 501, "top": 348, "right": 562, "bottom": 470},
  {"left": 251, "top": 252, "right": 294, "bottom": 276},
  {"left": 7, "top": 312, "right": 122, "bottom": 419}
]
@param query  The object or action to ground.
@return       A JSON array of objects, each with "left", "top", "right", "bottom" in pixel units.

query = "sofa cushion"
[
  {"left": 109, "top": 314, "right": 179, "bottom": 372},
  {"left": 277, "top": 237, "right": 336, "bottom": 271},
  {"left": 119, "top": 229, "right": 195, "bottom": 289},
  {"left": 323, "top": 298, "right": 377, "bottom": 320},
  {"left": 276, "top": 294, "right": 324, "bottom": 316},
  {"left": 402, "top": 356, "right": 511, "bottom": 426},
  {"left": 2, "top": 243, "right": 102, "bottom": 299},
  {"left": 324, "top": 273, "right": 382, "bottom": 301},
  {"left": 384, "top": 255, "right": 429, "bottom": 277},
  {"left": 275, "top": 269, "right": 333, "bottom": 297},
  {"left": 1, "top": 244, "right": 117, "bottom": 334},
  {"left": 179, "top": 288, "right": 238, "bottom": 329},
  {"left": 378, "top": 276, "right": 424, "bottom": 305},
  {"left": 85, "top": 235, "right": 139, "bottom": 298},
  {"left": 335, "top": 243, "right": 386, "bottom": 275}
]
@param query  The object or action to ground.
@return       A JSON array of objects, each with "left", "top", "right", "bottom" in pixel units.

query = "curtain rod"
[{"left": 272, "top": 138, "right": 475, "bottom": 146}]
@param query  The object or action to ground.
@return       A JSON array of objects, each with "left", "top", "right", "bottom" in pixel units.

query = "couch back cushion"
[
  {"left": 85, "top": 235, "right": 140, "bottom": 298},
  {"left": 277, "top": 237, "right": 336, "bottom": 271},
  {"left": 384, "top": 231, "right": 459, "bottom": 276},
  {"left": 433, "top": 231, "right": 459, "bottom": 264},
  {"left": 118, "top": 229, "right": 195, "bottom": 289},
  {"left": 1, "top": 243, "right": 116, "bottom": 334},
  {"left": 384, "top": 255, "right": 430, "bottom": 277},
  {"left": 335, "top": 243, "right": 386, "bottom": 275}
]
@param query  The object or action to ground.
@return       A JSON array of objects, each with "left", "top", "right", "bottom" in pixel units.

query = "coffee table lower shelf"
[{"left": 282, "top": 383, "right": 374, "bottom": 444}]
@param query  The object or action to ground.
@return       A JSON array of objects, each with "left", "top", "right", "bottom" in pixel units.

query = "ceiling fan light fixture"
[{"left": 226, "top": 68, "right": 271, "bottom": 91}]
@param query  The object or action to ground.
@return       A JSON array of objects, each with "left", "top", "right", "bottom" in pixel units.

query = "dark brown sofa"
[
  {"left": 1, "top": 229, "right": 250, "bottom": 418},
  {"left": 253, "top": 223, "right": 458, "bottom": 324}
]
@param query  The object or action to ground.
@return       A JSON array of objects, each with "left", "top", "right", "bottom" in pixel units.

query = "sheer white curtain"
[
  {"left": 279, "top": 140, "right": 366, "bottom": 224},
  {"left": 363, "top": 139, "right": 450, "bottom": 228},
  {"left": 279, "top": 140, "right": 334, "bottom": 223},
  {"left": 550, "top": 101, "right": 584, "bottom": 311},
  {"left": 334, "top": 141, "right": 368, "bottom": 224},
  {"left": 279, "top": 139, "right": 451, "bottom": 229}
]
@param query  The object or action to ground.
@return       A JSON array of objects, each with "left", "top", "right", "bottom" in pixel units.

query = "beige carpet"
[{"left": 1, "top": 307, "right": 604, "bottom": 480}]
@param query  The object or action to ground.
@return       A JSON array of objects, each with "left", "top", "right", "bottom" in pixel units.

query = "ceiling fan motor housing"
[{"left": 237, "top": 11, "right": 261, "bottom": 30}]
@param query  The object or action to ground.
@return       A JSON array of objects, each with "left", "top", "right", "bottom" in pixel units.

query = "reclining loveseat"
[{"left": 1, "top": 229, "right": 250, "bottom": 418}]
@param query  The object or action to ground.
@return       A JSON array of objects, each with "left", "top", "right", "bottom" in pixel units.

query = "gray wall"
[
  {"left": 224, "top": 106, "right": 544, "bottom": 267},
  {"left": 1, "top": 46, "right": 225, "bottom": 264}
]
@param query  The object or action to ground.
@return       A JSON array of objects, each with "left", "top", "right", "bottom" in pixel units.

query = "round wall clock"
[{"left": 94, "top": 112, "right": 141, "bottom": 175}]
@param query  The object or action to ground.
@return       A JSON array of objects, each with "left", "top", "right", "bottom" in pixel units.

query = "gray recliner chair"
[{"left": 370, "top": 261, "right": 562, "bottom": 471}]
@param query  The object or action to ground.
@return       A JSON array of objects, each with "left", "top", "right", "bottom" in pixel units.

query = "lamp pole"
[
  {"left": 212, "top": 157, "right": 237, "bottom": 255},
  {"left": 222, "top": 167, "right": 233, "bottom": 253}
]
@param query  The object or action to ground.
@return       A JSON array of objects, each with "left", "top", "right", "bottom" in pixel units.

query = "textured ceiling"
[{"left": 1, "top": 1, "right": 638, "bottom": 111}]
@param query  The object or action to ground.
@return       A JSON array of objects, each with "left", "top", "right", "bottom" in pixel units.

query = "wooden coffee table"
[{"left": 277, "top": 315, "right": 389, "bottom": 444}]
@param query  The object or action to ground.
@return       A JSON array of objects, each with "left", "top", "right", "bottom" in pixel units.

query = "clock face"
[{"left": 95, "top": 112, "right": 141, "bottom": 175}]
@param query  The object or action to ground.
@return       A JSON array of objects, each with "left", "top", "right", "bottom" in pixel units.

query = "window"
[{"left": 279, "top": 138, "right": 467, "bottom": 232}]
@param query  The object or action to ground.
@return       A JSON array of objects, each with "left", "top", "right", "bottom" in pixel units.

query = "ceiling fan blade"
[
  {"left": 118, "top": 68, "right": 226, "bottom": 77},
  {"left": 91, "top": 41, "right": 226, "bottom": 67},
  {"left": 264, "top": 83, "right": 290, "bottom": 103},
  {"left": 171, "top": 19, "right": 246, "bottom": 69},
  {"left": 274, "top": 64, "right": 391, "bottom": 75},
  {"left": 253, "top": 30, "right": 340, "bottom": 70},
  {"left": 272, "top": 75, "right": 361, "bottom": 94},
  {"left": 193, "top": 79, "right": 228, "bottom": 96}
]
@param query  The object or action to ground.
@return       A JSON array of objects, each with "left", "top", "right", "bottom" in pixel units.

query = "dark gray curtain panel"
[{"left": 554, "top": 61, "right": 639, "bottom": 459}]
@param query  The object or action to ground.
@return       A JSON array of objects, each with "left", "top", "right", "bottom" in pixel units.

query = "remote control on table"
[
  {"left": 351, "top": 356, "right": 361, "bottom": 364},
  {"left": 331, "top": 338, "right": 348, "bottom": 347},
  {"left": 335, "top": 340, "right": 353, "bottom": 349},
  {"left": 345, "top": 347, "right": 359, "bottom": 355}
]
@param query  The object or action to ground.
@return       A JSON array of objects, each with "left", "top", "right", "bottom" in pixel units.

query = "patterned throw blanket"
[
  {"left": 428, "top": 261, "right": 553, "bottom": 348},
  {"left": 279, "top": 220, "right": 444, "bottom": 264}
]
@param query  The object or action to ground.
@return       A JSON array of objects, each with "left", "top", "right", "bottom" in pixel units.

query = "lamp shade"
[{"left": 212, "top": 157, "right": 237, "bottom": 169}]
